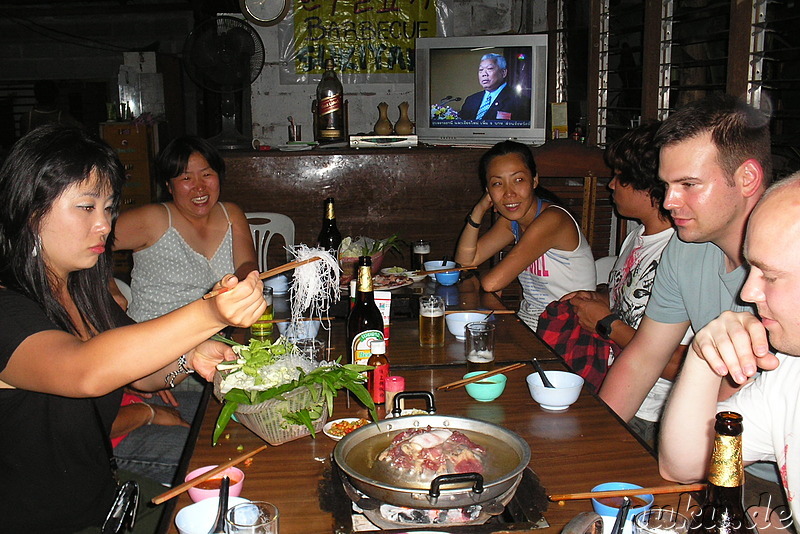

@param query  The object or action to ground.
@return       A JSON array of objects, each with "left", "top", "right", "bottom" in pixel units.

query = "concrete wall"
[{"left": 249, "top": 0, "right": 548, "bottom": 147}]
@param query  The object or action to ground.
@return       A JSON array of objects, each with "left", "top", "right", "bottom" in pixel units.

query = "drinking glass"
[
  {"left": 465, "top": 322, "right": 495, "bottom": 371},
  {"left": 412, "top": 240, "right": 431, "bottom": 271},
  {"left": 225, "top": 501, "right": 279, "bottom": 533},
  {"left": 418, "top": 295, "right": 445, "bottom": 348},
  {"left": 633, "top": 509, "right": 689, "bottom": 534},
  {"left": 295, "top": 338, "right": 326, "bottom": 362},
  {"left": 250, "top": 286, "right": 274, "bottom": 337}
]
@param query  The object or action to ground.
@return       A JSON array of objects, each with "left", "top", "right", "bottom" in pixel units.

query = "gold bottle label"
[
  {"left": 325, "top": 202, "right": 335, "bottom": 220},
  {"left": 708, "top": 434, "right": 744, "bottom": 487},
  {"left": 357, "top": 265, "right": 374, "bottom": 293}
]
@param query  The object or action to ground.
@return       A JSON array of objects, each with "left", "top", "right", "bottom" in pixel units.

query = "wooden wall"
[{"left": 221, "top": 140, "right": 613, "bottom": 268}]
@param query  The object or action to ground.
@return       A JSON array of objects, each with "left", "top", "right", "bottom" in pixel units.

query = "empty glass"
[
  {"left": 295, "top": 338, "right": 326, "bottom": 362},
  {"left": 226, "top": 501, "right": 279, "bottom": 533}
]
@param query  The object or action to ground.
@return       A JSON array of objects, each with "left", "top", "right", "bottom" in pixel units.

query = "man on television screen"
[{"left": 459, "top": 53, "right": 529, "bottom": 122}]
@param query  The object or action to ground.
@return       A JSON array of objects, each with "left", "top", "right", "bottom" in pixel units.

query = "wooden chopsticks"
[
  {"left": 444, "top": 309, "right": 516, "bottom": 315},
  {"left": 437, "top": 362, "right": 527, "bottom": 391},
  {"left": 415, "top": 266, "right": 477, "bottom": 276},
  {"left": 203, "top": 256, "right": 321, "bottom": 300},
  {"left": 259, "top": 316, "right": 332, "bottom": 324},
  {"left": 151, "top": 445, "right": 268, "bottom": 504},
  {"left": 548, "top": 483, "right": 706, "bottom": 505}
]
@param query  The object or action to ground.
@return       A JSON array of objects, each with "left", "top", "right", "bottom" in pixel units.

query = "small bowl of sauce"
[
  {"left": 185, "top": 465, "right": 245, "bottom": 502},
  {"left": 590, "top": 482, "right": 653, "bottom": 534}
]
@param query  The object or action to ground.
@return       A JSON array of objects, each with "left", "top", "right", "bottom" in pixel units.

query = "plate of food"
[
  {"left": 381, "top": 266, "right": 426, "bottom": 283},
  {"left": 323, "top": 418, "right": 371, "bottom": 441},
  {"left": 372, "top": 273, "right": 413, "bottom": 290}
]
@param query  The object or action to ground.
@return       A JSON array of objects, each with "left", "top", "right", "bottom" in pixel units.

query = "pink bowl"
[{"left": 185, "top": 465, "right": 245, "bottom": 503}]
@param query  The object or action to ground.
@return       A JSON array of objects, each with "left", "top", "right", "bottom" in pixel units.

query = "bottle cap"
[
  {"left": 385, "top": 375, "right": 405, "bottom": 391},
  {"left": 369, "top": 340, "right": 386, "bottom": 354}
]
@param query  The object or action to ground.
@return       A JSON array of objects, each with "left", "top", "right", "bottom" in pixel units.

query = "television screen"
[{"left": 415, "top": 35, "right": 548, "bottom": 146}]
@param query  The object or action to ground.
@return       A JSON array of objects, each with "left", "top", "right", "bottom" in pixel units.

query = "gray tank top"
[{"left": 127, "top": 203, "right": 235, "bottom": 322}]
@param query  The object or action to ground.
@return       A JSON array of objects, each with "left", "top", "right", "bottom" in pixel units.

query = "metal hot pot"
[{"left": 333, "top": 393, "right": 531, "bottom": 510}]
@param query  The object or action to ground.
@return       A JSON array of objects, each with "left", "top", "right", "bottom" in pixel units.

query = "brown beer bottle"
[
  {"left": 691, "top": 411, "right": 756, "bottom": 534},
  {"left": 346, "top": 256, "right": 384, "bottom": 367},
  {"left": 317, "top": 197, "right": 342, "bottom": 253},
  {"left": 315, "top": 58, "right": 345, "bottom": 144}
]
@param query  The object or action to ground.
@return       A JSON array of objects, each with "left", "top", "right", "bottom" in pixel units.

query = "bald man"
[{"left": 659, "top": 172, "right": 800, "bottom": 529}]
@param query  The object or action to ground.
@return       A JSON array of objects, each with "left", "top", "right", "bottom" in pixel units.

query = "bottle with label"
[
  {"left": 367, "top": 340, "right": 389, "bottom": 404},
  {"left": 691, "top": 411, "right": 756, "bottom": 534},
  {"left": 315, "top": 58, "right": 345, "bottom": 144},
  {"left": 347, "top": 256, "right": 384, "bottom": 367},
  {"left": 317, "top": 197, "right": 342, "bottom": 253}
]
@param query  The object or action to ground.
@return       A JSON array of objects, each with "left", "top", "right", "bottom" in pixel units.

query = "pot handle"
[
  {"left": 391, "top": 390, "right": 436, "bottom": 417},
  {"left": 429, "top": 473, "right": 484, "bottom": 498}
]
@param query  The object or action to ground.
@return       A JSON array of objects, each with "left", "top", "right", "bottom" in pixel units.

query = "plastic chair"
[
  {"left": 594, "top": 255, "right": 618, "bottom": 286},
  {"left": 246, "top": 212, "right": 296, "bottom": 271}
]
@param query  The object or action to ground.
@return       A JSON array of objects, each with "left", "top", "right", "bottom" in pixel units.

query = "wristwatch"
[{"left": 596, "top": 313, "right": 620, "bottom": 340}]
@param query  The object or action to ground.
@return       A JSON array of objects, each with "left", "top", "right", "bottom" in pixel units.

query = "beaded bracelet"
[{"left": 164, "top": 354, "right": 194, "bottom": 388}]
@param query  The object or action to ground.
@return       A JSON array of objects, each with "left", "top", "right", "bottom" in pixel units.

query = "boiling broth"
[{"left": 343, "top": 427, "right": 522, "bottom": 490}]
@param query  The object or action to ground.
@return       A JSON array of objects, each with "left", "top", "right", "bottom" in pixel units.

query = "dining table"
[{"left": 159, "top": 277, "right": 695, "bottom": 533}]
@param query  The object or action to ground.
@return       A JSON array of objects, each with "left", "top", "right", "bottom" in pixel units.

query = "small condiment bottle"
[
  {"left": 384, "top": 375, "right": 405, "bottom": 411},
  {"left": 367, "top": 340, "right": 389, "bottom": 404}
]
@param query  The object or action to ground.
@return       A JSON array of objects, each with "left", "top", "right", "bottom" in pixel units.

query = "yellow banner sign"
[{"left": 293, "top": 0, "right": 438, "bottom": 74}]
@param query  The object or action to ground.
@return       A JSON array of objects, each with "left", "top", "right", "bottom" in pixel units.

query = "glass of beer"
[
  {"left": 412, "top": 240, "right": 431, "bottom": 271},
  {"left": 419, "top": 295, "right": 445, "bottom": 347},
  {"left": 250, "top": 286, "right": 274, "bottom": 337},
  {"left": 466, "top": 322, "right": 495, "bottom": 371}
]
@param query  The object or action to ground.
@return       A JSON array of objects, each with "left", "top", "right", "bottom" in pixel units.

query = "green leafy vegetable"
[{"left": 211, "top": 335, "right": 379, "bottom": 445}]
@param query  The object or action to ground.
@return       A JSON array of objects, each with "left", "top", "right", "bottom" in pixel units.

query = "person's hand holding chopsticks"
[{"left": 205, "top": 271, "right": 267, "bottom": 329}]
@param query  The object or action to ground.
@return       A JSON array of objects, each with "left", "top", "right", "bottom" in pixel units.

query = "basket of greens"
[{"left": 212, "top": 335, "right": 378, "bottom": 446}]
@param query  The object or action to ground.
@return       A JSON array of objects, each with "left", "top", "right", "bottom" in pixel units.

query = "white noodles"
[{"left": 288, "top": 245, "right": 341, "bottom": 327}]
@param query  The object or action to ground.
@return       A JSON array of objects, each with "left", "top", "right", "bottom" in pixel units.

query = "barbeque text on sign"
[{"left": 292, "top": 0, "right": 438, "bottom": 75}]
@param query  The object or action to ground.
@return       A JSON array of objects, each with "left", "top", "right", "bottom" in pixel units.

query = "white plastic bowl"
[
  {"left": 263, "top": 274, "right": 290, "bottom": 295},
  {"left": 175, "top": 496, "right": 250, "bottom": 534},
  {"left": 445, "top": 312, "right": 489, "bottom": 340},
  {"left": 526, "top": 370, "right": 584, "bottom": 411},
  {"left": 277, "top": 320, "right": 321, "bottom": 341},
  {"left": 424, "top": 260, "right": 456, "bottom": 280}
]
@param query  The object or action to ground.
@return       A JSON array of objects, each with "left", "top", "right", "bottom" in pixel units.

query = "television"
[{"left": 414, "top": 34, "right": 548, "bottom": 147}]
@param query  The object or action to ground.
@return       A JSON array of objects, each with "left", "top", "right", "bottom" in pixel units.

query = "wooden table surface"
[{"left": 161, "top": 285, "right": 695, "bottom": 533}]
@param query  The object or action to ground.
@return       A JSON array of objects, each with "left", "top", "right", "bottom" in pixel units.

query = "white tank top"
[
  {"left": 127, "top": 203, "right": 235, "bottom": 322},
  {"left": 512, "top": 200, "right": 597, "bottom": 329}
]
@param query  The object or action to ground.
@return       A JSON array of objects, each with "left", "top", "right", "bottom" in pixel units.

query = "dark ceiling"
[{"left": 0, "top": 1, "right": 241, "bottom": 18}]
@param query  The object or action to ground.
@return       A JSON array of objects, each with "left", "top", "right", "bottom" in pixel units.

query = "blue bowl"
[
  {"left": 435, "top": 269, "right": 460, "bottom": 286},
  {"left": 463, "top": 371, "right": 507, "bottom": 402},
  {"left": 591, "top": 482, "right": 654, "bottom": 534}
]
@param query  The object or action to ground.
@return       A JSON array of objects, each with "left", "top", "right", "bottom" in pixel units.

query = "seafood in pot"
[{"left": 375, "top": 426, "right": 486, "bottom": 483}]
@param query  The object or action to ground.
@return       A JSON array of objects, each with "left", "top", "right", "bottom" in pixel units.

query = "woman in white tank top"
[
  {"left": 113, "top": 136, "right": 258, "bottom": 321},
  {"left": 455, "top": 141, "right": 596, "bottom": 330}
]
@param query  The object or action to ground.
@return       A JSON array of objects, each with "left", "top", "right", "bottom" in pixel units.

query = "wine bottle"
[
  {"left": 315, "top": 58, "right": 345, "bottom": 144},
  {"left": 691, "top": 411, "right": 756, "bottom": 534},
  {"left": 367, "top": 339, "right": 389, "bottom": 404},
  {"left": 317, "top": 197, "right": 342, "bottom": 253},
  {"left": 347, "top": 256, "right": 384, "bottom": 367}
]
